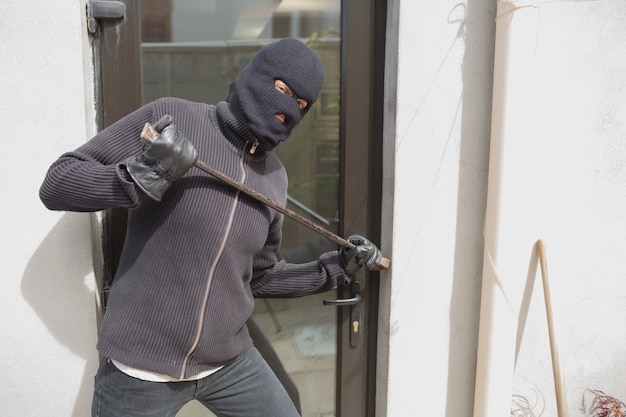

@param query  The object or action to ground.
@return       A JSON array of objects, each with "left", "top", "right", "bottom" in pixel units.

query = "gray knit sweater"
[{"left": 39, "top": 97, "right": 344, "bottom": 379}]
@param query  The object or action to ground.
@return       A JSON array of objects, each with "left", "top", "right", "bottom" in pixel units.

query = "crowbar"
[{"left": 140, "top": 122, "right": 391, "bottom": 271}]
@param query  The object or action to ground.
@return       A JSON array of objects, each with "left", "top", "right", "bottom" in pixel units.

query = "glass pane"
[{"left": 140, "top": 2, "right": 341, "bottom": 416}]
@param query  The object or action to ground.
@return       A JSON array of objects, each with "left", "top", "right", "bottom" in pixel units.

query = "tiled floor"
[{"left": 177, "top": 291, "right": 337, "bottom": 417}]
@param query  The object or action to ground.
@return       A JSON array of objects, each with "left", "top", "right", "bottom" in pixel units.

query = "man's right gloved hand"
[
  {"left": 339, "top": 234, "right": 383, "bottom": 275},
  {"left": 126, "top": 115, "right": 198, "bottom": 202}
]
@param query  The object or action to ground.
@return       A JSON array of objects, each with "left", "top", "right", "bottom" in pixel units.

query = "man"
[{"left": 40, "top": 38, "right": 381, "bottom": 417}]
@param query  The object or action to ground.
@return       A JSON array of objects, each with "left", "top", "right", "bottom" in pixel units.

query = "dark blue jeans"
[{"left": 91, "top": 347, "right": 300, "bottom": 417}]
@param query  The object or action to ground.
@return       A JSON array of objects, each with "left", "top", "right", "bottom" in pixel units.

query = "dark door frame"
[
  {"left": 93, "top": 1, "right": 387, "bottom": 415},
  {"left": 90, "top": 0, "right": 141, "bottom": 324},
  {"left": 338, "top": 0, "right": 386, "bottom": 416}
]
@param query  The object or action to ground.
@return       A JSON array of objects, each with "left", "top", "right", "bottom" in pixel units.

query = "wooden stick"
[
  {"left": 536, "top": 239, "right": 569, "bottom": 417},
  {"left": 140, "top": 122, "right": 390, "bottom": 271}
]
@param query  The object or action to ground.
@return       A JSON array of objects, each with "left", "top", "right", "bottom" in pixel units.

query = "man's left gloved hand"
[{"left": 339, "top": 234, "right": 382, "bottom": 275}]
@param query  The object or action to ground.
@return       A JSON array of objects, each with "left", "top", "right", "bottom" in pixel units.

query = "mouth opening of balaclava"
[{"left": 229, "top": 38, "right": 325, "bottom": 151}]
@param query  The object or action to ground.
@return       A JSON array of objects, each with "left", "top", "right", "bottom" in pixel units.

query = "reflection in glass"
[{"left": 140, "top": 1, "right": 342, "bottom": 416}]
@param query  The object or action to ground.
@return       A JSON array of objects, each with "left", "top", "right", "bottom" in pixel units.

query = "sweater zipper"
[{"left": 178, "top": 145, "right": 249, "bottom": 379}]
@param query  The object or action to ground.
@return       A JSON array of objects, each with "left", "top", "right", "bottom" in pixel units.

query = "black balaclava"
[{"left": 229, "top": 38, "right": 325, "bottom": 151}]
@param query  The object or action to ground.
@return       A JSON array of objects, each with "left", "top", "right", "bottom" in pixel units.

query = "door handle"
[
  {"left": 323, "top": 281, "right": 362, "bottom": 347},
  {"left": 323, "top": 280, "right": 362, "bottom": 306}
]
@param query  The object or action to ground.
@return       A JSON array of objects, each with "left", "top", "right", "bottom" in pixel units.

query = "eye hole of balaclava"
[{"left": 229, "top": 38, "right": 325, "bottom": 151}]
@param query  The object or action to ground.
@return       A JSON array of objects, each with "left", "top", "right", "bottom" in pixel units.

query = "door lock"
[{"left": 324, "top": 281, "right": 362, "bottom": 347}]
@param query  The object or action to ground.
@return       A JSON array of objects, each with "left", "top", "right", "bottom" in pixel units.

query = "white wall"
[
  {"left": 0, "top": 1, "right": 99, "bottom": 416},
  {"left": 381, "top": 1, "right": 626, "bottom": 417},
  {"left": 493, "top": 1, "right": 626, "bottom": 415},
  {"left": 379, "top": 0, "right": 496, "bottom": 416}
]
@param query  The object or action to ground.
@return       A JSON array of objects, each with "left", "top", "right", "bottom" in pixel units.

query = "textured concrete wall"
[
  {"left": 379, "top": 0, "right": 496, "bottom": 416},
  {"left": 0, "top": 1, "right": 98, "bottom": 416},
  {"left": 499, "top": 1, "right": 626, "bottom": 415},
  {"left": 381, "top": 1, "right": 626, "bottom": 416}
]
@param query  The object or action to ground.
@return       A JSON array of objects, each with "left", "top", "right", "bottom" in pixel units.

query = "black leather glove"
[
  {"left": 126, "top": 115, "right": 198, "bottom": 201},
  {"left": 339, "top": 234, "right": 383, "bottom": 275}
]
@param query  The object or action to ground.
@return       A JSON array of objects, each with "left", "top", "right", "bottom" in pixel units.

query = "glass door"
[
  {"left": 97, "top": 1, "right": 384, "bottom": 416},
  {"left": 140, "top": 2, "right": 342, "bottom": 416}
]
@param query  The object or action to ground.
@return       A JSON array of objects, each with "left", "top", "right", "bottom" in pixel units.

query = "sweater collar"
[{"left": 216, "top": 101, "right": 266, "bottom": 156}]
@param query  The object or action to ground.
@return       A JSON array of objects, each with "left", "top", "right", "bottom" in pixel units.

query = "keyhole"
[{"left": 352, "top": 320, "right": 360, "bottom": 333}]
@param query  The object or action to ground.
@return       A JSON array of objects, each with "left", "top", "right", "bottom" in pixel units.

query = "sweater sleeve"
[
  {"left": 39, "top": 102, "right": 157, "bottom": 212},
  {"left": 250, "top": 215, "right": 346, "bottom": 298},
  {"left": 250, "top": 251, "right": 345, "bottom": 298}
]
